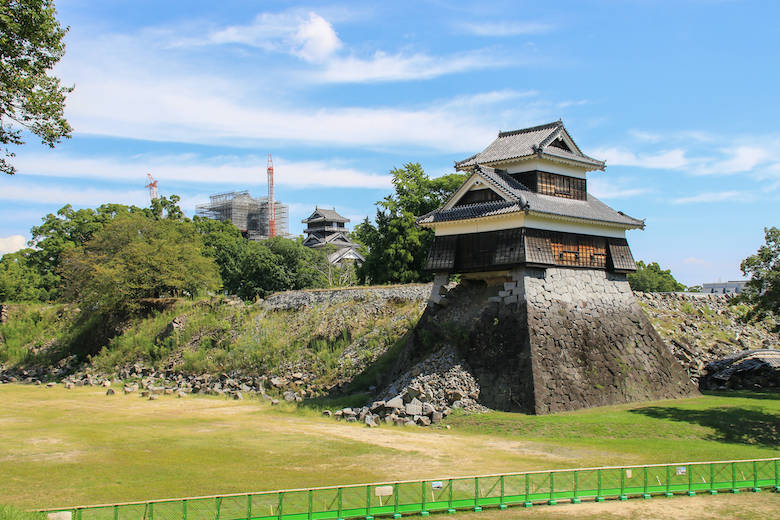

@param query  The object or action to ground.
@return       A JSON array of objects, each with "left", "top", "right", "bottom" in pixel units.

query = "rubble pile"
[
  {"left": 700, "top": 349, "right": 780, "bottom": 390},
  {"left": 324, "top": 346, "right": 488, "bottom": 427}
]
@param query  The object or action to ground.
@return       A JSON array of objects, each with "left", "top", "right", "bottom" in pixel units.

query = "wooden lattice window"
[
  {"left": 536, "top": 172, "right": 587, "bottom": 200},
  {"left": 425, "top": 235, "right": 457, "bottom": 270},
  {"left": 426, "top": 228, "right": 624, "bottom": 272},
  {"left": 548, "top": 232, "right": 607, "bottom": 269},
  {"left": 607, "top": 238, "right": 637, "bottom": 272}
]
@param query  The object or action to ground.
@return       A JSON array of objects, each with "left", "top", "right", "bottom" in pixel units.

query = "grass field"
[{"left": 0, "top": 384, "right": 778, "bottom": 512}]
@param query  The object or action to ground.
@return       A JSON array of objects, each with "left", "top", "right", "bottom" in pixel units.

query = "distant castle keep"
[
  {"left": 415, "top": 121, "right": 698, "bottom": 414},
  {"left": 302, "top": 208, "right": 365, "bottom": 266}
]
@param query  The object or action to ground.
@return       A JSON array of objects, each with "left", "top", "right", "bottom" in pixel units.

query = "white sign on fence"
[
  {"left": 676, "top": 466, "right": 687, "bottom": 476},
  {"left": 375, "top": 485, "right": 394, "bottom": 497},
  {"left": 431, "top": 481, "right": 444, "bottom": 490}
]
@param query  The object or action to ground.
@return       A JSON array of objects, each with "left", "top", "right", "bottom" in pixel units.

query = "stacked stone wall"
[
  {"left": 418, "top": 267, "right": 699, "bottom": 414},
  {"left": 520, "top": 268, "right": 698, "bottom": 413}
]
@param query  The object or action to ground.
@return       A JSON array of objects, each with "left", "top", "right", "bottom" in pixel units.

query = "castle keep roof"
[
  {"left": 455, "top": 120, "right": 606, "bottom": 171},
  {"left": 302, "top": 207, "right": 350, "bottom": 224},
  {"left": 418, "top": 165, "right": 644, "bottom": 230}
]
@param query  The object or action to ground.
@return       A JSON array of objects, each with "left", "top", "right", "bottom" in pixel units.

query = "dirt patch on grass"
[
  {"left": 256, "top": 414, "right": 616, "bottom": 479},
  {"left": 456, "top": 492, "right": 779, "bottom": 520}
]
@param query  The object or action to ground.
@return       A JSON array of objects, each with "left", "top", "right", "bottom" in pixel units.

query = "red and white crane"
[
  {"left": 267, "top": 154, "right": 276, "bottom": 237},
  {"left": 145, "top": 173, "right": 159, "bottom": 200}
]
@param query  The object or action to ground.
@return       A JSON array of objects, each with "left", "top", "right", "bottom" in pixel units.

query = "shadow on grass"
[
  {"left": 629, "top": 405, "right": 780, "bottom": 449},
  {"left": 701, "top": 388, "right": 780, "bottom": 401}
]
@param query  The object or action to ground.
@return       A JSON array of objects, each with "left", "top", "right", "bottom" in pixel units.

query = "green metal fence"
[{"left": 39, "top": 458, "right": 780, "bottom": 520}]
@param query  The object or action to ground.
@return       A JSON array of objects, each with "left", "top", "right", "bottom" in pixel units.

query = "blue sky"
[{"left": 2, "top": 0, "right": 778, "bottom": 287}]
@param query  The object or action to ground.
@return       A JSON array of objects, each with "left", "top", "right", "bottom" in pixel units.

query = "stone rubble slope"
[
  {"left": 260, "top": 285, "right": 432, "bottom": 311},
  {"left": 634, "top": 292, "right": 778, "bottom": 385},
  {"left": 3, "top": 286, "right": 779, "bottom": 419},
  {"left": 324, "top": 345, "right": 487, "bottom": 428}
]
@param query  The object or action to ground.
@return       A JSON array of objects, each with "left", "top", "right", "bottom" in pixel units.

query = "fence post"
[
  {"left": 572, "top": 471, "right": 581, "bottom": 504},
  {"left": 182, "top": 500, "right": 187, "bottom": 520},
  {"left": 775, "top": 459, "right": 780, "bottom": 491},
  {"left": 421, "top": 480, "right": 427, "bottom": 515},
  {"left": 309, "top": 489, "right": 314, "bottom": 520},
  {"left": 709, "top": 463, "right": 717, "bottom": 495},
  {"left": 149, "top": 503, "right": 154, "bottom": 520},
  {"left": 524, "top": 474, "right": 531, "bottom": 508},
  {"left": 596, "top": 469, "right": 604, "bottom": 502},
  {"left": 665, "top": 465, "right": 672, "bottom": 497},
  {"left": 114, "top": 504, "right": 119, "bottom": 520},
  {"left": 752, "top": 460, "right": 760, "bottom": 492},
  {"left": 775, "top": 459, "right": 780, "bottom": 490},
  {"left": 620, "top": 468, "right": 627, "bottom": 500},
  {"left": 337, "top": 488, "right": 343, "bottom": 520},
  {"left": 246, "top": 495, "right": 252, "bottom": 520},
  {"left": 448, "top": 479, "right": 455, "bottom": 514},
  {"left": 216, "top": 497, "right": 222, "bottom": 520},
  {"left": 686, "top": 465, "right": 695, "bottom": 496},
  {"left": 366, "top": 485, "right": 372, "bottom": 520},
  {"left": 393, "top": 483, "right": 400, "bottom": 519},
  {"left": 474, "top": 477, "right": 481, "bottom": 511},
  {"left": 548, "top": 472, "right": 556, "bottom": 505},
  {"left": 278, "top": 492, "right": 284, "bottom": 520},
  {"left": 642, "top": 467, "right": 650, "bottom": 499},
  {"left": 731, "top": 462, "right": 739, "bottom": 493},
  {"left": 499, "top": 475, "right": 507, "bottom": 509}
]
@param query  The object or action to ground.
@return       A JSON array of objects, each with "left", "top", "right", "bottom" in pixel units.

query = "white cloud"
[
  {"left": 208, "top": 12, "right": 298, "bottom": 49},
  {"left": 207, "top": 11, "right": 342, "bottom": 63},
  {"left": 0, "top": 235, "right": 28, "bottom": 256},
  {"left": 683, "top": 257, "right": 713, "bottom": 267},
  {"left": 0, "top": 184, "right": 150, "bottom": 207},
  {"left": 60, "top": 45, "right": 514, "bottom": 152},
  {"left": 457, "top": 21, "right": 555, "bottom": 36},
  {"left": 12, "top": 153, "right": 392, "bottom": 190},
  {"left": 704, "top": 146, "right": 770, "bottom": 174},
  {"left": 594, "top": 148, "right": 690, "bottom": 169},
  {"left": 291, "top": 13, "right": 342, "bottom": 62},
  {"left": 201, "top": 10, "right": 512, "bottom": 82},
  {"left": 671, "top": 191, "right": 746, "bottom": 204},
  {"left": 602, "top": 130, "right": 780, "bottom": 180},
  {"left": 313, "top": 48, "right": 512, "bottom": 83},
  {"left": 588, "top": 177, "right": 650, "bottom": 199},
  {"left": 51, "top": 15, "right": 535, "bottom": 151}
]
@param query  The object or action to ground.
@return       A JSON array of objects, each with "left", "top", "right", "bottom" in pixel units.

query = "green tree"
[
  {"left": 627, "top": 260, "right": 686, "bottom": 292},
  {"left": 1, "top": 0, "right": 73, "bottom": 175},
  {"left": 26, "top": 196, "right": 185, "bottom": 299},
  {"left": 0, "top": 248, "right": 46, "bottom": 301},
  {"left": 225, "top": 237, "right": 327, "bottom": 300},
  {"left": 355, "top": 163, "right": 465, "bottom": 285},
  {"left": 738, "top": 226, "right": 780, "bottom": 324},
  {"left": 59, "top": 213, "right": 221, "bottom": 321}
]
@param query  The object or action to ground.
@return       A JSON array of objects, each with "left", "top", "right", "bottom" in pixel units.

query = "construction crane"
[
  {"left": 267, "top": 154, "right": 276, "bottom": 237},
  {"left": 145, "top": 174, "right": 159, "bottom": 200}
]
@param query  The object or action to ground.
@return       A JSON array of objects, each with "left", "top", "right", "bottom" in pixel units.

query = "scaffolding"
[{"left": 195, "top": 191, "right": 291, "bottom": 240}]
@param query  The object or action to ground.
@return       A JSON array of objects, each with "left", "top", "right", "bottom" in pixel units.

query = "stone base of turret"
[{"left": 418, "top": 267, "right": 699, "bottom": 414}]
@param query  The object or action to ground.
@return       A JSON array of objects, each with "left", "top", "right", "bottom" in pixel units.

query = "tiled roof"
[
  {"left": 302, "top": 207, "right": 349, "bottom": 223},
  {"left": 455, "top": 120, "right": 605, "bottom": 170},
  {"left": 418, "top": 165, "right": 644, "bottom": 229},
  {"left": 418, "top": 199, "right": 522, "bottom": 224},
  {"left": 303, "top": 230, "right": 360, "bottom": 248}
]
